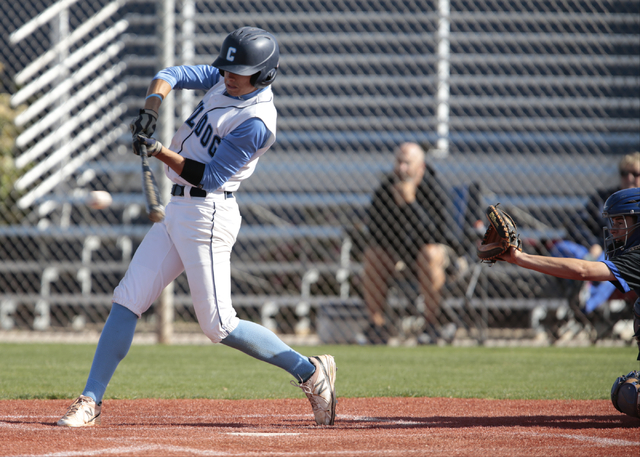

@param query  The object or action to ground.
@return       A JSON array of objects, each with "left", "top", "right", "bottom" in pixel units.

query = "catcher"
[{"left": 478, "top": 188, "right": 640, "bottom": 419}]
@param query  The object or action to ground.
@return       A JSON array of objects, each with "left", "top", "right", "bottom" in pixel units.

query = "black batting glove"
[
  {"left": 129, "top": 109, "right": 158, "bottom": 137},
  {"left": 134, "top": 134, "right": 163, "bottom": 157}
]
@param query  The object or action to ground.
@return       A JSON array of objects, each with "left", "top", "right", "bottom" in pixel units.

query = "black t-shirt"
[
  {"left": 608, "top": 248, "right": 640, "bottom": 296},
  {"left": 366, "top": 165, "right": 458, "bottom": 264},
  {"left": 608, "top": 247, "right": 640, "bottom": 361}
]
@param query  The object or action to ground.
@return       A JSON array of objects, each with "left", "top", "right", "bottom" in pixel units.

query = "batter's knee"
[
  {"left": 200, "top": 317, "right": 239, "bottom": 344},
  {"left": 201, "top": 326, "right": 227, "bottom": 344}
]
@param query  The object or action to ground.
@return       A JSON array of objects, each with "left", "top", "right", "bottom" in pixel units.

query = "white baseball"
[{"left": 87, "top": 191, "right": 113, "bottom": 210}]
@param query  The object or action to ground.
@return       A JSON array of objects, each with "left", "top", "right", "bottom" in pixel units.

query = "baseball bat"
[{"left": 140, "top": 144, "right": 165, "bottom": 222}]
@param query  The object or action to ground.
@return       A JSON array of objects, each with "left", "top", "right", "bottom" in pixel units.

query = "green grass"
[{"left": 0, "top": 343, "right": 637, "bottom": 400}]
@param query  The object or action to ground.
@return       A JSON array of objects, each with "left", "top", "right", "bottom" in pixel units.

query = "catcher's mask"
[
  {"left": 602, "top": 187, "right": 640, "bottom": 259},
  {"left": 212, "top": 27, "right": 279, "bottom": 89},
  {"left": 611, "top": 370, "right": 640, "bottom": 418}
]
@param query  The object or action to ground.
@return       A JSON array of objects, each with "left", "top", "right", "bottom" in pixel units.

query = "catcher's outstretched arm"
[{"left": 499, "top": 247, "right": 614, "bottom": 282}]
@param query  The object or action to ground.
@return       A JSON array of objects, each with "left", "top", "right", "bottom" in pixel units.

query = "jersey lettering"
[
  {"left": 192, "top": 113, "right": 218, "bottom": 155},
  {"left": 208, "top": 135, "right": 221, "bottom": 157},
  {"left": 194, "top": 114, "right": 208, "bottom": 136},
  {"left": 226, "top": 47, "right": 236, "bottom": 61},
  {"left": 200, "top": 125, "right": 213, "bottom": 147},
  {"left": 185, "top": 101, "right": 205, "bottom": 128}
]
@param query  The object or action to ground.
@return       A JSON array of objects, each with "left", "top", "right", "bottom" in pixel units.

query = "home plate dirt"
[{"left": 0, "top": 397, "right": 638, "bottom": 456}]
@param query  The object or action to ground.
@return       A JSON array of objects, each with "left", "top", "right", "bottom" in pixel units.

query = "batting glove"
[
  {"left": 129, "top": 109, "right": 158, "bottom": 137},
  {"left": 134, "top": 134, "right": 163, "bottom": 157}
]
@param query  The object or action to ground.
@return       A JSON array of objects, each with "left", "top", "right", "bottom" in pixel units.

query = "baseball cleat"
[
  {"left": 57, "top": 395, "right": 102, "bottom": 427},
  {"left": 294, "top": 354, "right": 337, "bottom": 425}
]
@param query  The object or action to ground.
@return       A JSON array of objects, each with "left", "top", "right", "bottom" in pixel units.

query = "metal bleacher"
[{"left": 1, "top": 0, "right": 638, "bottom": 342}]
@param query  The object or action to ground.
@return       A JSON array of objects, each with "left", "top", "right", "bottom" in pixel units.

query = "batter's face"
[{"left": 224, "top": 71, "right": 257, "bottom": 97}]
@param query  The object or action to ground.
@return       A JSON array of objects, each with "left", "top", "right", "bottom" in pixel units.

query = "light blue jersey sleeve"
[
  {"left": 199, "top": 118, "right": 272, "bottom": 192},
  {"left": 153, "top": 65, "right": 221, "bottom": 90}
]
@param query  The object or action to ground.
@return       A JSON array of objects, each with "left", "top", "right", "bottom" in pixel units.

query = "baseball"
[{"left": 87, "top": 191, "right": 113, "bottom": 210}]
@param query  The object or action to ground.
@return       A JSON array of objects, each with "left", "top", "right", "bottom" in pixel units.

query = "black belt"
[{"left": 171, "top": 184, "right": 233, "bottom": 199}]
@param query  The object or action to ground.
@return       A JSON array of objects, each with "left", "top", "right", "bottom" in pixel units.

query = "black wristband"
[{"left": 180, "top": 158, "right": 206, "bottom": 187}]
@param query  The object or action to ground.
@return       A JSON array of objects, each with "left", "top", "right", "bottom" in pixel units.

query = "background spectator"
[{"left": 362, "top": 142, "right": 461, "bottom": 344}]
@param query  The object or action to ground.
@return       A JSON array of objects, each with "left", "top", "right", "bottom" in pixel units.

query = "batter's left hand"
[{"left": 129, "top": 108, "right": 158, "bottom": 137}]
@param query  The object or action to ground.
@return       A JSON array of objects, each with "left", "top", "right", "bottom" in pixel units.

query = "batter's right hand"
[
  {"left": 134, "top": 134, "right": 163, "bottom": 157},
  {"left": 129, "top": 109, "right": 158, "bottom": 137}
]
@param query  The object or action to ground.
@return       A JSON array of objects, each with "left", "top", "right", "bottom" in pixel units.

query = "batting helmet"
[
  {"left": 602, "top": 187, "right": 640, "bottom": 259},
  {"left": 611, "top": 370, "right": 640, "bottom": 418},
  {"left": 212, "top": 27, "right": 279, "bottom": 89}
]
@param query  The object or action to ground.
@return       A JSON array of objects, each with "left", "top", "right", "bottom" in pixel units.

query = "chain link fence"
[{"left": 1, "top": 0, "right": 638, "bottom": 345}]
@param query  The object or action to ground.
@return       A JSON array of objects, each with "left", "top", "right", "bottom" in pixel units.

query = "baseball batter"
[{"left": 57, "top": 27, "right": 336, "bottom": 427}]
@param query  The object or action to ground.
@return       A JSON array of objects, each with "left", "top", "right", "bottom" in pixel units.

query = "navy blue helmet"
[
  {"left": 212, "top": 27, "right": 279, "bottom": 89},
  {"left": 602, "top": 187, "right": 640, "bottom": 259}
]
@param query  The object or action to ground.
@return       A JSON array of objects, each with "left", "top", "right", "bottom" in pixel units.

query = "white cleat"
[
  {"left": 294, "top": 354, "right": 337, "bottom": 425},
  {"left": 57, "top": 395, "right": 102, "bottom": 427}
]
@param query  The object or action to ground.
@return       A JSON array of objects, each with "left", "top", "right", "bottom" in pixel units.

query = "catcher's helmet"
[
  {"left": 602, "top": 187, "right": 640, "bottom": 259},
  {"left": 611, "top": 370, "right": 640, "bottom": 418},
  {"left": 212, "top": 27, "right": 279, "bottom": 89}
]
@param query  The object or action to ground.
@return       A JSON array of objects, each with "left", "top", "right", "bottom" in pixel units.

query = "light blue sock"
[
  {"left": 82, "top": 303, "right": 138, "bottom": 403},
  {"left": 221, "top": 320, "right": 316, "bottom": 382}
]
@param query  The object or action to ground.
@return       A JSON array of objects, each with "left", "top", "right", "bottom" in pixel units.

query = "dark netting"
[{"left": 0, "top": 0, "right": 638, "bottom": 345}]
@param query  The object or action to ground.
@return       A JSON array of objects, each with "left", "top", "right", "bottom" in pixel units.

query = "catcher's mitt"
[{"left": 477, "top": 204, "right": 522, "bottom": 263}]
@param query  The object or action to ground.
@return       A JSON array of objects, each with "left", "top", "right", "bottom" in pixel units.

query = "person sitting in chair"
[{"left": 362, "top": 142, "right": 462, "bottom": 344}]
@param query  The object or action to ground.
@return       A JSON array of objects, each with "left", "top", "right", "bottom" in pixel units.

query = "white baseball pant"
[{"left": 113, "top": 189, "right": 241, "bottom": 342}]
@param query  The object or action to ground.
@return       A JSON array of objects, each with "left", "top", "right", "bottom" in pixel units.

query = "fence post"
[
  {"left": 157, "top": 0, "right": 175, "bottom": 344},
  {"left": 435, "top": 0, "right": 450, "bottom": 157}
]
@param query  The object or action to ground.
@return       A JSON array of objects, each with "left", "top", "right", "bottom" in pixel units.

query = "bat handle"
[{"left": 139, "top": 142, "right": 149, "bottom": 159}]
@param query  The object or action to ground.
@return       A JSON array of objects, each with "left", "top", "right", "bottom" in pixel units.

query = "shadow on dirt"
[{"left": 343, "top": 414, "right": 639, "bottom": 430}]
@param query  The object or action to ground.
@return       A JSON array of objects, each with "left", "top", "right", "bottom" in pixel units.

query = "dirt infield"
[{"left": 0, "top": 398, "right": 638, "bottom": 456}]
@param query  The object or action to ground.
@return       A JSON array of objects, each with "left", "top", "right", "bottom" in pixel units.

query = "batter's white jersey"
[{"left": 164, "top": 81, "right": 277, "bottom": 192}]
